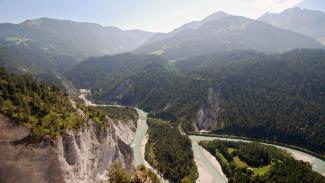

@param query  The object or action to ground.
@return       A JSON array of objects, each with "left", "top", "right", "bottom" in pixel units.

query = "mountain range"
[
  {"left": 260, "top": 7, "right": 325, "bottom": 44},
  {"left": 298, "top": 0, "right": 325, "bottom": 12},
  {"left": 1, "top": 9, "right": 325, "bottom": 65},
  {"left": 1, "top": 6, "right": 325, "bottom": 183},
  {"left": 1, "top": 8, "right": 325, "bottom": 152},
  {"left": 0, "top": 18, "right": 153, "bottom": 60},
  {"left": 1, "top": 8, "right": 325, "bottom": 74},
  {"left": 136, "top": 11, "right": 324, "bottom": 60}
]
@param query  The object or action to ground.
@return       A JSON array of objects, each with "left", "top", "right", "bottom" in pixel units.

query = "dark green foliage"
[
  {"left": 67, "top": 49, "right": 325, "bottom": 154},
  {"left": 145, "top": 118, "right": 198, "bottom": 183},
  {"left": 95, "top": 106, "right": 138, "bottom": 122},
  {"left": 34, "top": 73, "right": 66, "bottom": 90},
  {"left": 237, "top": 143, "right": 272, "bottom": 167},
  {"left": 65, "top": 53, "right": 167, "bottom": 90},
  {"left": 166, "top": 49, "right": 325, "bottom": 154},
  {"left": 259, "top": 159, "right": 325, "bottom": 183},
  {"left": 0, "top": 67, "right": 139, "bottom": 141},
  {"left": 199, "top": 140, "right": 233, "bottom": 162},
  {"left": 108, "top": 161, "right": 132, "bottom": 183},
  {"left": 200, "top": 140, "right": 325, "bottom": 183},
  {"left": 236, "top": 142, "right": 286, "bottom": 167},
  {"left": 190, "top": 133, "right": 325, "bottom": 161},
  {"left": 74, "top": 103, "right": 109, "bottom": 127},
  {"left": 210, "top": 49, "right": 325, "bottom": 154},
  {"left": 0, "top": 41, "right": 78, "bottom": 90},
  {"left": 74, "top": 102, "right": 138, "bottom": 129},
  {"left": 0, "top": 67, "right": 83, "bottom": 140},
  {"left": 88, "top": 105, "right": 137, "bottom": 129},
  {"left": 66, "top": 53, "right": 210, "bottom": 128},
  {"left": 105, "top": 162, "right": 161, "bottom": 183},
  {"left": 0, "top": 42, "right": 77, "bottom": 74},
  {"left": 134, "top": 165, "right": 161, "bottom": 183}
]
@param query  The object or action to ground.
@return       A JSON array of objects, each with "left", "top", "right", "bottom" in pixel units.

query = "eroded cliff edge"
[{"left": 0, "top": 112, "right": 135, "bottom": 183}]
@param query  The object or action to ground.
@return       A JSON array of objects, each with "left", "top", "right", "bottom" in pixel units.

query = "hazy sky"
[{"left": 0, "top": 0, "right": 324, "bottom": 32}]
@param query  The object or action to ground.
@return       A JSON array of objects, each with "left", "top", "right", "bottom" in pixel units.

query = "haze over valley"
[{"left": 0, "top": 1, "right": 325, "bottom": 183}]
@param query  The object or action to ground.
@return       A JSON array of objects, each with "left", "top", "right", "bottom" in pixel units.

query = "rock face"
[
  {"left": 194, "top": 87, "right": 222, "bottom": 130},
  {"left": 0, "top": 114, "right": 135, "bottom": 183}
]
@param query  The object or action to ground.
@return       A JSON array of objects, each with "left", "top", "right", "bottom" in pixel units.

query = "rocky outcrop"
[
  {"left": 0, "top": 114, "right": 135, "bottom": 183},
  {"left": 194, "top": 87, "right": 223, "bottom": 130}
]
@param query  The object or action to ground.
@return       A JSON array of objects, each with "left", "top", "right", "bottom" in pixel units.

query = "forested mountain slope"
[
  {"left": 66, "top": 49, "right": 325, "bottom": 154},
  {"left": 65, "top": 53, "right": 168, "bottom": 91},
  {"left": 0, "top": 40, "right": 79, "bottom": 92},
  {"left": 0, "top": 67, "right": 81, "bottom": 139},
  {"left": 200, "top": 140, "right": 325, "bottom": 183},
  {"left": 65, "top": 53, "right": 211, "bottom": 128},
  {"left": 178, "top": 49, "right": 325, "bottom": 154},
  {"left": 0, "top": 40, "right": 77, "bottom": 74},
  {"left": 146, "top": 118, "right": 198, "bottom": 182},
  {"left": 0, "top": 68, "right": 139, "bottom": 182}
]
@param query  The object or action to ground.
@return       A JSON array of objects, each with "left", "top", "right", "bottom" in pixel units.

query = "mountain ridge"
[
  {"left": 136, "top": 11, "right": 324, "bottom": 60},
  {"left": 66, "top": 49, "right": 325, "bottom": 154},
  {"left": 259, "top": 7, "right": 325, "bottom": 44},
  {"left": 0, "top": 18, "right": 154, "bottom": 60}
]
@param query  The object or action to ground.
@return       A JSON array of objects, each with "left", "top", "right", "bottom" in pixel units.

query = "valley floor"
[{"left": 78, "top": 90, "right": 325, "bottom": 181}]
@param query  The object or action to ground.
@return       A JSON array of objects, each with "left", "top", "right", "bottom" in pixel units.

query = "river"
[
  {"left": 78, "top": 90, "right": 325, "bottom": 183},
  {"left": 131, "top": 109, "right": 169, "bottom": 183},
  {"left": 78, "top": 90, "right": 168, "bottom": 183}
]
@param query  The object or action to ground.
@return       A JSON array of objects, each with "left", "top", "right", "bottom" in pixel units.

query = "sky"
[{"left": 0, "top": 0, "right": 324, "bottom": 32}]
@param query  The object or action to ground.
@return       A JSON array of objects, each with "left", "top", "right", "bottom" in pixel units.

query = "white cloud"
[{"left": 248, "top": 0, "right": 303, "bottom": 18}]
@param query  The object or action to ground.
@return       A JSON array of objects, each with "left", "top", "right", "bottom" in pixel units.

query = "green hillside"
[
  {"left": 0, "top": 68, "right": 136, "bottom": 141},
  {"left": 0, "top": 40, "right": 77, "bottom": 74},
  {"left": 145, "top": 118, "right": 198, "bottom": 182},
  {"left": 200, "top": 140, "right": 325, "bottom": 183},
  {"left": 66, "top": 49, "right": 325, "bottom": 154}
]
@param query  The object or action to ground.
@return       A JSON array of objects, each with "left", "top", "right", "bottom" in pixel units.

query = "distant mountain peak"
[
  {"left": 137, "top": 12, "right": 324, "bottom": 60},
  {"left": 21, "top": 18, "right": 44, "bottom": 27},
  {"left": 285, "top": 7, "right": 302, "bottom": 11},
  {"left": 204, "top": 11, "right": 228, "bottom": 18},
  {"left": 177, "top": 11, "right": 229, "bottom": 31},
  {"left": 201, "top": 11, "right": 229, "bottom": 23},
  {"left": 0, "top": 17, "right": 154, "bottom": 60},
  {"left": 21, "top": 17, "right": 68, "bottom": 24},
  {"left": 261, "top": 7, "right": 302, "bottom": 17},
  {"left": 298, "top": 0, "right": 325, "bottom": 12},
  {"left": 259, "top": 7, "right": 325, "bottom": 44},
  {"left": 263, "top": 7, "right": 324, "bottom": 17},
  {"left": 281, "top": 7, "right": 315, "bottom": 14}
]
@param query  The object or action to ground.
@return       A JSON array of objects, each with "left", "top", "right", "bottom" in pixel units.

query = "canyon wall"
[{"left": 0, "top": 114, "right": 135, "bottom": 183}]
